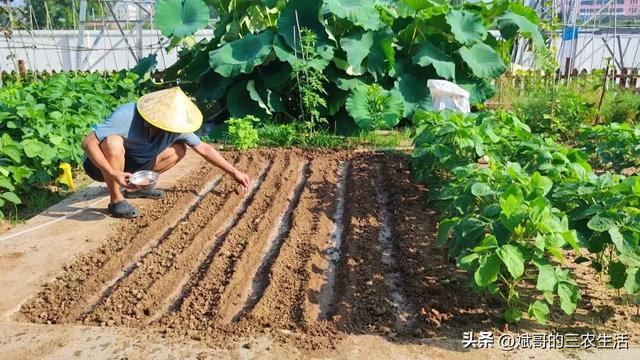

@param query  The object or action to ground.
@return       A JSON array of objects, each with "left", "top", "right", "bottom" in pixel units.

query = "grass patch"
[{"left": 206, "top": 121, "right": 413, "bottom": 150}]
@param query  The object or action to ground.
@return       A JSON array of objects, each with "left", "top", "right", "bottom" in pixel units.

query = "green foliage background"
[
  {"left": 0, "top": 73, "right": 138, "bottom": 217},
  {"left": 152, "top": 0, "right": 543, "bottom": 130}
]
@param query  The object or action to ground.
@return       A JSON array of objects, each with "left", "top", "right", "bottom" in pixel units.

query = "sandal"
[
  {"left": 122, "top": 188, "right": 166, "bottom": 199},
  {"left": 108, "top": 200, "right": 140, "bottom": 218}
]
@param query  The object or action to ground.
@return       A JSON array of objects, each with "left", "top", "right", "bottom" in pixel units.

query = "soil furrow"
[
  {"left": 383, "top": 155, "right": 487, "bottom": 337},
  {"left": 373, "top": 162, "right": 418, "bottom": 334},
  {"left": 214, "top": 158, "right": 305, "bottom": 324},
  {"left": 239, "top": 158, "right": 343, "bottom": 331},
  {"left": 16, "top": 156, "right": 233, "bottom": 325},
  {"left": 315, "top": 161, "right": 349, "bottom": 322},
  {"left": 80, "top": 155, "right": 262, "bottom": 327},
  {"left": 334, "top": 154, "right": 395, "bottom": 334},
  {"left": 146, "top": 161, "right": 272, "bottom": 324},
  {"left": 227, "top": 161, "right": 309, "bottom": 324},
  {"left": 160, "top": 153, "right": 297, "bottom": 332}
]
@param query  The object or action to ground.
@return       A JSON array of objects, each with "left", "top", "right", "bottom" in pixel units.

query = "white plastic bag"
[{"left": 427, "top": 79, "right": 470, "bottom": 114}]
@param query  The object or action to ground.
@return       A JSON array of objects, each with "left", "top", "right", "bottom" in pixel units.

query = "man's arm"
[
  {"left": 82, "top": 132, "right": 130, "bottom": 187},
  {"left": 191, "top": 142, "right": 250, "bottom": 191}
]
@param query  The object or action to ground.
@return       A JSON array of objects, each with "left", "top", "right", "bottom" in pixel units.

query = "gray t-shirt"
[{"left": 91, "top": 102, "right": 201, "bottom": 164}]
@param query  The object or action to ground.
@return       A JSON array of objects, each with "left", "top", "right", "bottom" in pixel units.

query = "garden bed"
[{"left": 11, "top": 149, "right": 640, "bottom": 353}]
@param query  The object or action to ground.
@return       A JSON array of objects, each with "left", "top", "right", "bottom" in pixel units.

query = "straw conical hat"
[{"left": 137, "top": 87, "right": 203, "bottom": 133}]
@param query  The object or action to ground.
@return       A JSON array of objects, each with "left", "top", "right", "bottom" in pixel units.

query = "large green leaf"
[
  {"left": 209, "top": 31, "right": 275, "bottom": 77},
  {"left": 247, "top": 80, "right": 285, "bottom": 115},
  {"left": 1, "top": 192, "right": 21, "bottom": 205},
  {"left": 497, "top": 244, "right": 524, "bottom": 279},
  {"left": 446, "top": 10, "right": 487, "bottom": 45},
  {"left": 459, "top": 43, "right": 506, "bottom": 79},
  {"left": 339, "top": 30, "right": 374, "bottom": 76},
  {"left": 226, "top": 80, "right": 268, "bottom": 118},
  {"left": 324, "top": 0, "right": 383, "bottom": 31},
  {"left": 394, "top": 73, "right": 428, "bottom": 118},
  {"left": 346, "top": 84, "right": 403, "bottom": 131},
  {"left": 156, "top": 0, "right": 210, "bottom": 38},
  {"left": 194, "top": 72, "right": 234, "bottom": 102},
  {"left": 474, "top": 253, "right": 501, "bottom": 286},
  {"left": 608, "top": 261, "right": 627, "bottom": 289},
  {"left": 625, "top": 267, "right": 640, "bottom": 295},
  {"left": 558, "top": 282, "right": 578, "bottom": 314},
  {"left": 273, "top": 35, "right": 331, "bottom": 71},
  {"left": 0, "top": 144, "right": 21, "bottom": 163},
  {"left": 367, "top": 28, "right": 395, "bottom": 79},
  {"left": 412, "top": 41, "right": 455, "bottom": 80},
  {"left": 277, "top": 0, "right": 327, "bottom": 49},
  {"left": 498, "top": 4, "right": 544, "bottom": 46},
  {"left": 528, "top": 300, "right": 550, "bottom": 325},
  {"left": 130, "top": 54, "right": 157, "bottom": 82},
  {"left": 535, "top": 263, "right": 557, "bottom": 292},
  {"left": 398, "top": 0, "right": 449, "bottom": 13},
  {"left": 458, "top": 75, "right": 496, "bottom": 104}
]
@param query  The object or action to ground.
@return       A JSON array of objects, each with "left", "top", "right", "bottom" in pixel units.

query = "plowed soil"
[{"left": 8, "top": 149, "right": 541, "bottom": 351}]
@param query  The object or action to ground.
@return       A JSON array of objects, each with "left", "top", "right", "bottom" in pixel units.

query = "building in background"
[{"left": 577, "top": 0, "right": 639, "bottom": 20}]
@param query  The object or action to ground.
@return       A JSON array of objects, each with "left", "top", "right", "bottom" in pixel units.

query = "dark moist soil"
[
  {"left": 18, "top": 149, "right": 640, "bottom": 352},
  {"left": 381, "top": 154, "right": 501, "bottom": 338},
  {"left": 333, "top": 153, "right": 396, "bottom": 334}
]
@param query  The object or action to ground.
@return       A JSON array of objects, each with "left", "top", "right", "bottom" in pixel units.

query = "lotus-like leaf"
[
  {"left": 367, "top": 28, "right": 395, "bottom": 79},
  {"left": 156, "top": 0, "right": 210, "bottom": 38},
  {"left": 277, "top": 0, "right": 327, "bottom": 50},
  {"left": 498, "top": 3, "right": 544, "bottom": 46},
  {"left": 412, "top": 41, "right": 455, "bottom": 80},
  {"left": 324, "top": 0, "right": 383, "bottom": 31},
  {"left": 209, "top": 31, "right": 275, "bottom": 77},
  {"left": 459, "top": 43, "right": 506, "bottom": 79},
  {"left": 446, "top": 9, "right": 487, "bottom": 45},
  {"left": 226, "top": 80, "right": 268, "bottom": 118},
  {"left": 339, "top": 30, "right": 374, "bottom": 75},
  {"left": 394, "top": 73, "right": 429, "bottom": 118}
]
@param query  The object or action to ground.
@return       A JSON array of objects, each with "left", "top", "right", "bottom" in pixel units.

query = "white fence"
[
  {"left": 0, "top": 29, "right": 214, "bottom": 72},
  {"left": 515, "top": 30, "right": 640, "bottom": 73}
]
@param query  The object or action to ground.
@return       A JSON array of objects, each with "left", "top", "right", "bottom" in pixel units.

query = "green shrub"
[
  {"left": 225, "top": 116, "right": 260, "bottom": 151},
  {"left": 258, "top": 122, "right": 297, "bottom": 147},
  {"left": 514, "top": 86, "right": 595, "bottom": 140},
  {"left": 0, "top": 72, "right": 138, "bottom": 218},
  {"left": 602, "top": 90, "right": 640, "bottom": 124}
]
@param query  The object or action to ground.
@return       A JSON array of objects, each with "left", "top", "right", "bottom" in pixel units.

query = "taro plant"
[
  {"left": 345, "top": 83, "right": 403, "bottom": 131},
  {"left": 152, "top": 0, "right": 544, "bottom": 129}
]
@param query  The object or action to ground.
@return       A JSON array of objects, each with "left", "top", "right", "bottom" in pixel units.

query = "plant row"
[
  {"left": 0, "top": 72, "right": 138, "bottom": 217},
  {"left": 412, "top": 109, "right": 640, "bottom": 325}
]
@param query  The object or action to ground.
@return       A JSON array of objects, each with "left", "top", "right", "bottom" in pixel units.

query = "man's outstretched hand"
[{"left": 233, "top": 170, "right": 251, "bottom": 192}]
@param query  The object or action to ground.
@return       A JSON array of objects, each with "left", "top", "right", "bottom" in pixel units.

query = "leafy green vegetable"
[{"left": 0, "top": 72, "right": 138, "bottom": 217}]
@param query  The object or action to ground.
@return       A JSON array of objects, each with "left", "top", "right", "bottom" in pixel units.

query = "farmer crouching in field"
[{"left": 82, "top": 87, "right": 250, "bottom": 218}]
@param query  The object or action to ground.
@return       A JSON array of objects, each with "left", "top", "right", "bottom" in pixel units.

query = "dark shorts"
[{"left": 83, "top": 155, "right": 156, "bottom": 182}]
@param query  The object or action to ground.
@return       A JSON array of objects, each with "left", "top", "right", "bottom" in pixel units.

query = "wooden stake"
[{"left": 595, "top": 59, "right": 611, "bottom": 125}]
